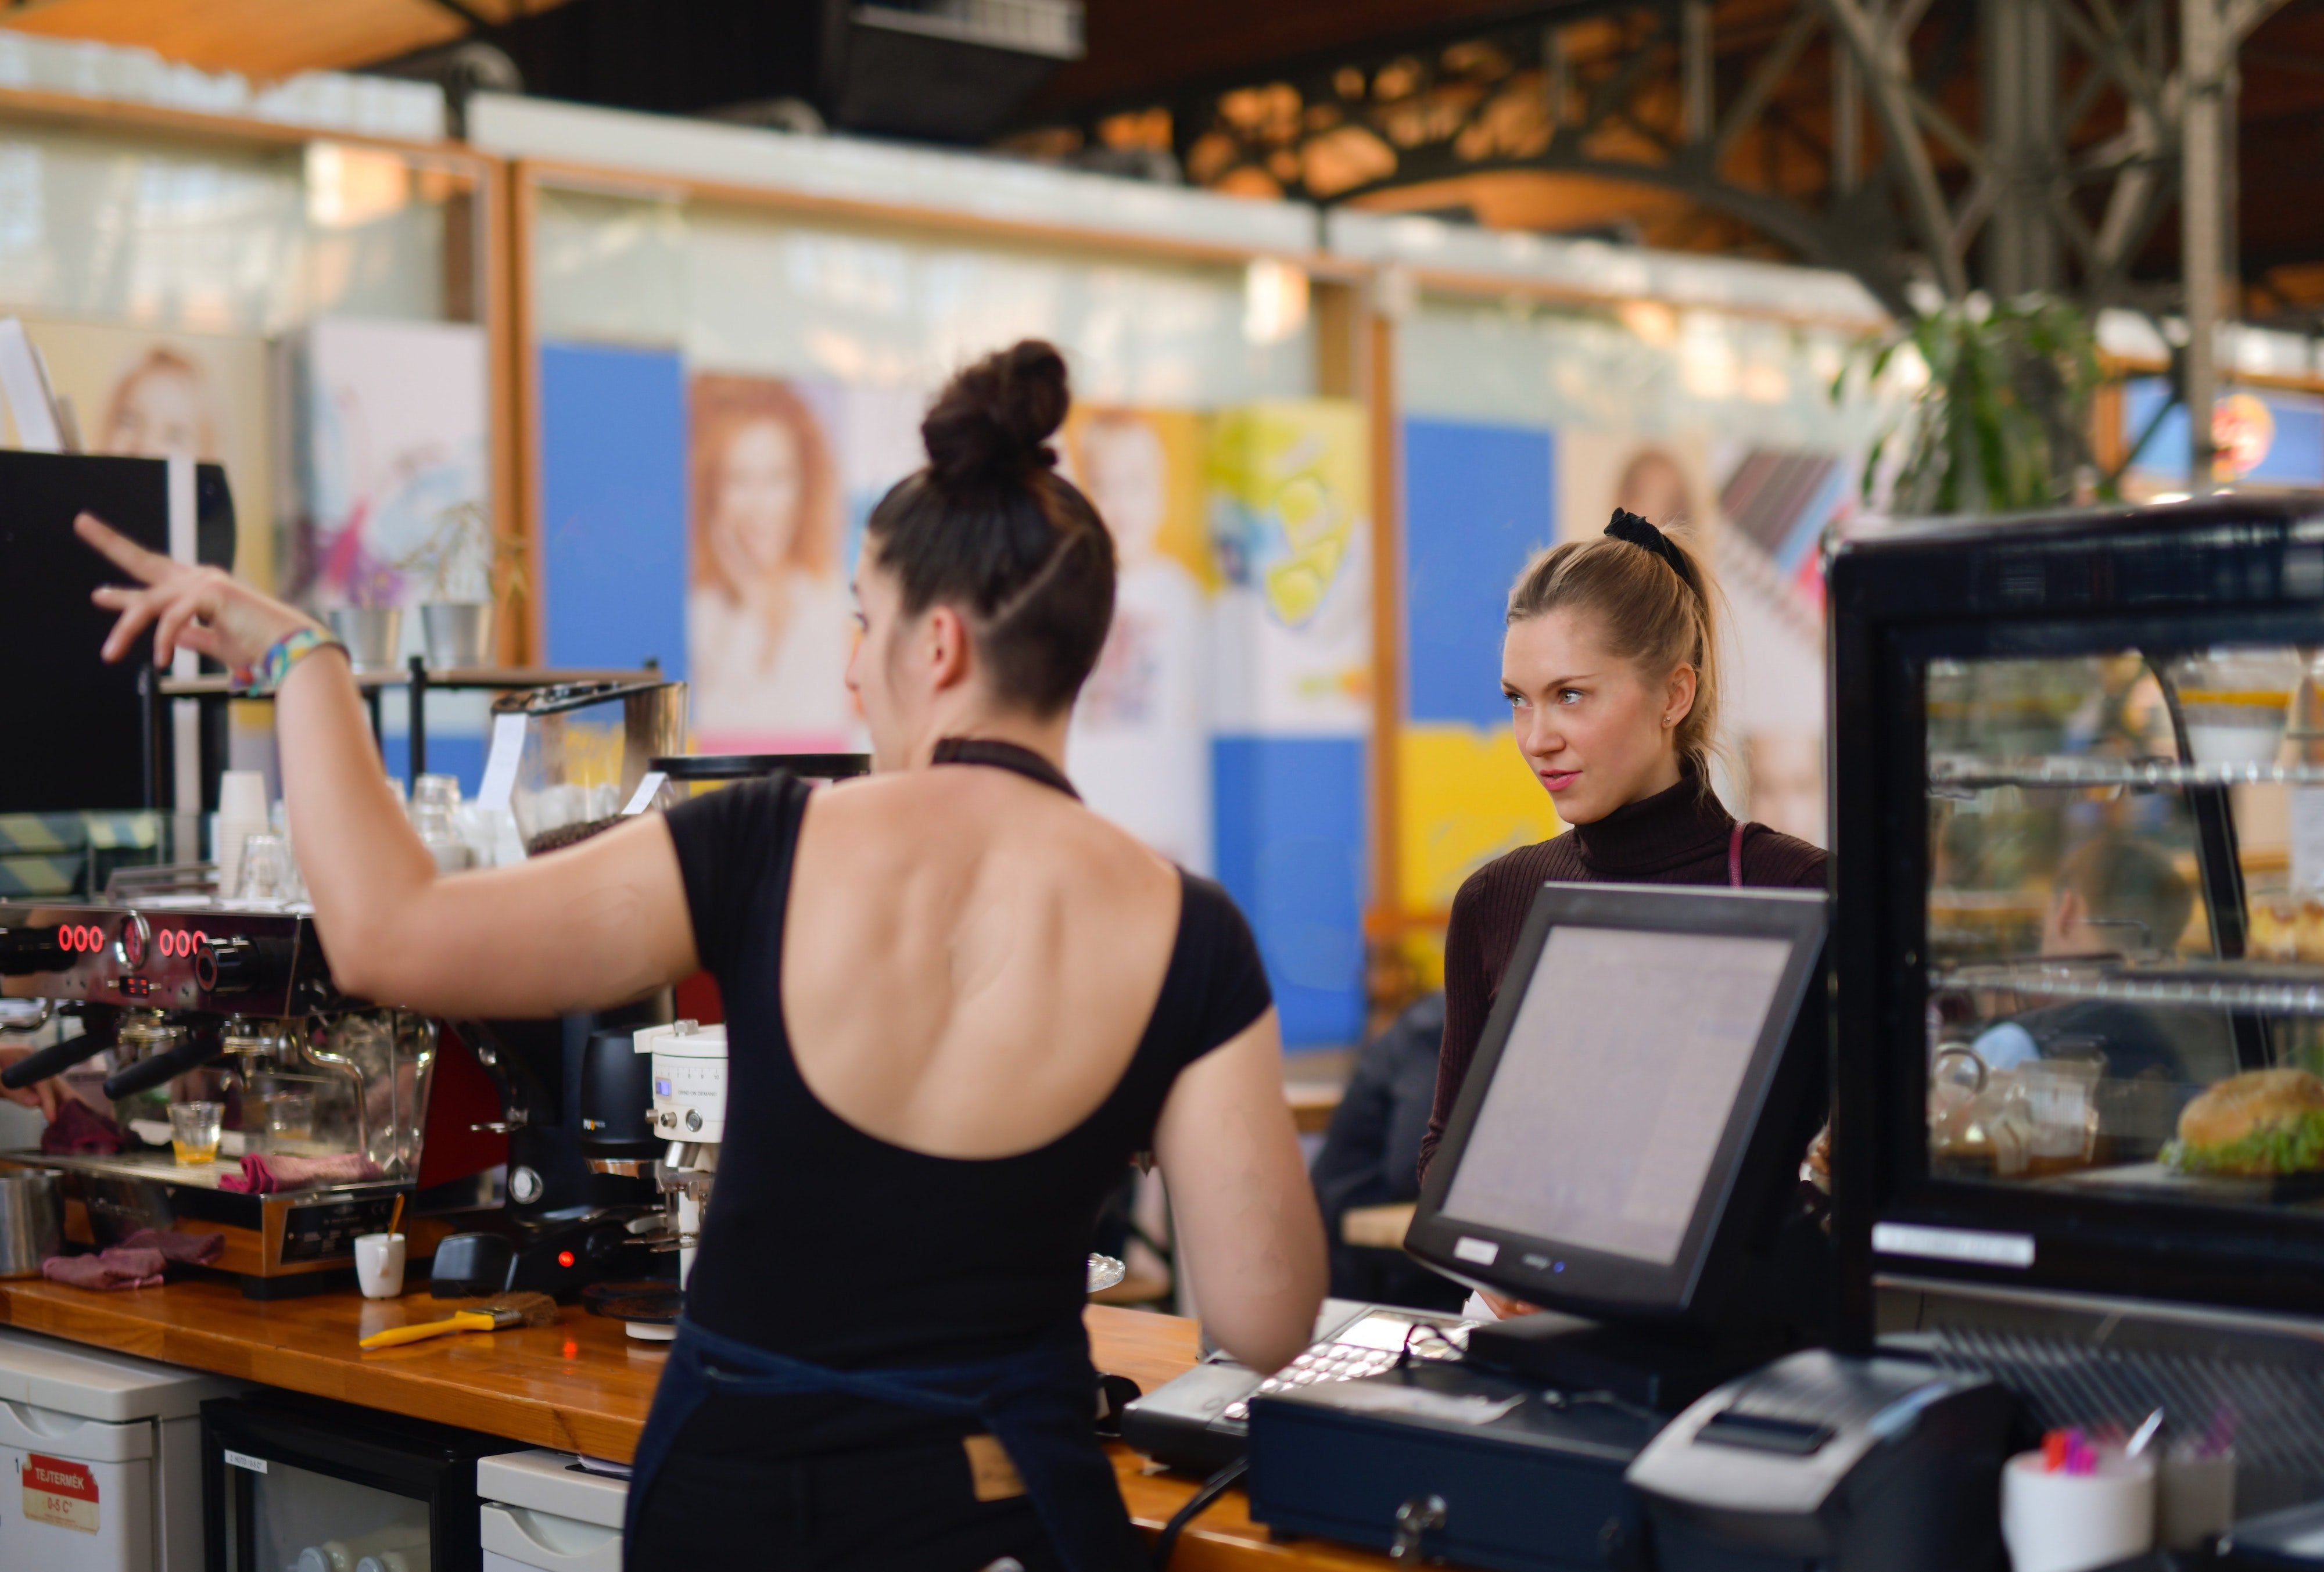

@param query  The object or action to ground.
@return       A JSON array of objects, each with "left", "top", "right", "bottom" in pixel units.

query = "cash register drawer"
[{"left": 1245, "top": 1366, "right": 1656, "bottom": 1572}]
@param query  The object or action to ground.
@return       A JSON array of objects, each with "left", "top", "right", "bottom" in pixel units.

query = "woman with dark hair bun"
[{"left": 68, "top": 339, "right": 1326, "bottom": 1571}]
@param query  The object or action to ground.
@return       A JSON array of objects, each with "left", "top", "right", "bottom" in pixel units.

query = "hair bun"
[{"left": 921, "top": 340, "right": 1069, "bottom": 493}]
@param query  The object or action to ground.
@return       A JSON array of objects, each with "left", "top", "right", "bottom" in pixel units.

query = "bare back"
[{"left": 782, "top": 766, "right": 1182, "bottom": 1158}]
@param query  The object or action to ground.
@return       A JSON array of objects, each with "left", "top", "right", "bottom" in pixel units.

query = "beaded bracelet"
[{"left": 231, "top": 627, "right": 348, "bottom": 696}]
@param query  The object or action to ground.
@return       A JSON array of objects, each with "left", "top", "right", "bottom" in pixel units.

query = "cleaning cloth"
[
  {"left": 40, "top": 1101, "right": 123, "bottom": 1156},
  {"left": 42, "top": 1228, "right": 224, "bottom": 1290},
  {"left": 217, "top": 1151, "right": 383, "bottom": 1194}
]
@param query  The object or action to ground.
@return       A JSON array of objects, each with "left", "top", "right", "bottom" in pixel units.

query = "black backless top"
[{"left": 662, "top": 765, "right": 1272, "bottom": 1378}]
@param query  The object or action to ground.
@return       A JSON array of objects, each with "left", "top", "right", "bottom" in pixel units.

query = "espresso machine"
[{"left": 0, "top": 899, "right": 439, "bottom": 1294}]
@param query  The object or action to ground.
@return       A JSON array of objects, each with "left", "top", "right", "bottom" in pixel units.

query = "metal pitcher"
[{"left": 0, "top": 1168, "right": 63, "bottom": 1277}]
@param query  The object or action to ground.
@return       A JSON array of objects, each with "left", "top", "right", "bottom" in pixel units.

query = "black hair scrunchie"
[{"left": 1604, "top": 507, "right": 1681, "bottom": 573}]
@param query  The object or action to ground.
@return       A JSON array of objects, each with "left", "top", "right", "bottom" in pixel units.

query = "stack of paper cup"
[
  {"left": 214, "top": 771, "right": 269, "bottom": 898},
  {"left": 2002, "top": 1447, "right": 2156, "bottom": 1572}
]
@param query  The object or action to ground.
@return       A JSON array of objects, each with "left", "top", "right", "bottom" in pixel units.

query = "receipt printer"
[{"left": 1624, "top": 1350, "right": 2017, "bottom": 1572}]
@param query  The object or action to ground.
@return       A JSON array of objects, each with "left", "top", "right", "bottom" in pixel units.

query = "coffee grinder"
[
  {"left": 423, "top": 676, "right": 691, "bottom": 1299},
  {"left": 572, "top": 1020, "right": 725, "bottom": 1341}
]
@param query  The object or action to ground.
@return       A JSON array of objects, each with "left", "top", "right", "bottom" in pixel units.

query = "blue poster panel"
[
  {"left": 1213, "top": 735, "right": 1368, "bottom": 1046},
  {"left": 539, "top": 341, "right": 690, "bottom": 677},
  {"left": 1403, "top": 419, "right": 1556, "bottom": 728}
]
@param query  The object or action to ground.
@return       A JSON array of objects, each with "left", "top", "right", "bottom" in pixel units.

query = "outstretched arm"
[
  {"left": 79, "top": 514, "right": 697, "bottom": 1018},
  {"left": 1153, "top": 1008, "right": 1328, "bottom": 1374}
]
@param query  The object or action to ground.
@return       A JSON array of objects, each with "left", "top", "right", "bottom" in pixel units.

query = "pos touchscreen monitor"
[{"left": 1406, "top": 883, "right": 1829, "bottom": 1330}]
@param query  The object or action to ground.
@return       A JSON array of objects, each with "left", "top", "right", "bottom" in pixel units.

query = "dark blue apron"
[{"left": 623, "top": 1313, "right": 1146, "bottom": 1572}]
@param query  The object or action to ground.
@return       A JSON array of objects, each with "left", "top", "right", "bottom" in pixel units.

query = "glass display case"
[{"left": 1831, "top": 498, "right": 2324, "bottom": 1323}]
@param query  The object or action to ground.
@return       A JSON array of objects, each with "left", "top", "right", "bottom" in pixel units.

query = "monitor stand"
[{"left": 1464, "top": 1308, "right": 1800, "bottom": 1414}]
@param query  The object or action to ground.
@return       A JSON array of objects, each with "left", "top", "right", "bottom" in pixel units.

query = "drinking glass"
[
  {"left": 170, "top": 1101, "right": 223, "bottom": 1165},
  {"left": 236, "top": 834, "right": 293, "bottom": 906},
  {"left": 412, "top": 807, "right": 473, "bottom": 873},
  {"left": 411, "top": 773, "right": 462, "bottom": 817},
  {"left": 262, "top": 1093, "right": 315, "bottom": 1151}
]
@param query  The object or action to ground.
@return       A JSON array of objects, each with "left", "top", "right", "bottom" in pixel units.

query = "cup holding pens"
[{"left": 2002, "top": 1445, "right": 2156, "bottom": 1572}]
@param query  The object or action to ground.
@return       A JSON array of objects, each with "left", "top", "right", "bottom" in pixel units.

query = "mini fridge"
[
  {"left": 0, "top": 1325, "right": 237, "bottom": 1572},
  {"left": 202, "top": 1392, "right": 517, "bottom": 1572},
  {"left": 476, "top": 1450, "right": 625, "bottom": 1572}
]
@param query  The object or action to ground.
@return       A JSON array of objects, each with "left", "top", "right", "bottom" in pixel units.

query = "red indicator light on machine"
[
  {"left": 155, "top": 929, "right": 211, "bottom": 960},
  {"left": 557, "top": 1250, "right": 576, "bottom": 1269}
]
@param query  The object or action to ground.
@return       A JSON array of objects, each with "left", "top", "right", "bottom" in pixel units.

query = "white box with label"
[
  {"left": 477, "top": 1449, "right": 626, "bottom": 1572},
  {"left": 0, "top": 1326, "right": 238, "bottom": 1572}
]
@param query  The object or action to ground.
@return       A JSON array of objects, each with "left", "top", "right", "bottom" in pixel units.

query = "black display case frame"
[{"left": 1829, "top": 496, "right": 2324, "bottom": 1344}]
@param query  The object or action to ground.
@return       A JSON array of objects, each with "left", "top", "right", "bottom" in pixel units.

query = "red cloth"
[
  {"left": 41, "top": 1228, "right": 223, "bottom": 1291},
  {"left": 216, "top": 1151, "right": 383, "bottom": 1194},
  {"left": 40, "top": 1100, "right": 123, "bottom": 1157},
  {"left": 118, "top": 1228, "right": 224, "bottom": 1264}
]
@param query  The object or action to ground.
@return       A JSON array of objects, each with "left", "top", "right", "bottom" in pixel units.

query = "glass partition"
[{"left": 1924, "top": 645, "right": 2324, "bottom": 1207}]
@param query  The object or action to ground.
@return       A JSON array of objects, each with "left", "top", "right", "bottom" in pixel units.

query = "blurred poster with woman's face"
[
  {"left": 16, "top": 320, "right": 274, "bottom": 589},
  {"left": 686, "top": 374, "right": 855, "bottom": 752},
  {"left": 1061, "top": 405, "right": 1215, "bottom": 873}
]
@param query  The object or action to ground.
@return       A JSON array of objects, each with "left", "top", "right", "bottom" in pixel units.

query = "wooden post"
[
  {"left": 1365, "top": 299, "right": 1403, "bottom": 931},
  {"left": 499, "top": 161, "right": 543, "bottom": 666}
]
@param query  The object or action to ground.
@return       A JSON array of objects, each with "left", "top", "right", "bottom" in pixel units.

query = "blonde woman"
[{"left": 1421, "top": 509, "right": 1827, "bottom": 1182}]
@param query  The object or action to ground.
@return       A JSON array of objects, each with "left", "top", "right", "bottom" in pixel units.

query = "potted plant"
[
  {"left": 327, "top": 561, "right": 407, "bottom": 673},
  {"left": 1846, "top": 293, "right": 2113, "bottom": 518},
  {"left": 396, "top": 502, "right": 526, "bottom": 670}
]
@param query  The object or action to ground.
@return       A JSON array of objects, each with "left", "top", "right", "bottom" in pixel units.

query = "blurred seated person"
[
  {"left": 1310, "top": 992, "right": 1466, "bottom": 1313},
  {"left": 1972, "top": 835, "right": 2235, "bottom": 1086}
]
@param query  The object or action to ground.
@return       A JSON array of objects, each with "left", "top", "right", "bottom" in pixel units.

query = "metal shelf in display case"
[
  {"left": 1928, "top": 754, "right": 2324, "bottom": 792},
  {"left": 1934, "top": 959, "right": 2324, "bottom": 1017}
]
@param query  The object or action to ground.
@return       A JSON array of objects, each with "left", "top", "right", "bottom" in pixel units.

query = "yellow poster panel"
[
  {"left": 1206, "top": 399, "right": 1371, "bottom": 735},
  {"left": 1398, "top": 722, "right": 1563, "bottom": 916}
]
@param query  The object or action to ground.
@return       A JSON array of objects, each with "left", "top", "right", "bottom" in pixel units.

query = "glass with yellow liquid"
[{"left": 168, "top": 1101, "right": 223, "bottom": 1166}]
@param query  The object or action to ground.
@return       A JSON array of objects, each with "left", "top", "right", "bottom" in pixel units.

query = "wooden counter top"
[{"left": 0, "top": 1277, "right": 1392, "bottom": 1571}]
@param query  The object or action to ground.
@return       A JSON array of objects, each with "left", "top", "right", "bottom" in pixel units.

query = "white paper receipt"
[
  {"left": 622, "top": 770, "right": 669, "bottom": 816},
  {"left": 1320, "top": 1384, "right": 1523, "bottom": 1427},
  {"left": 475, "top": 713, "right": 528, "bottom": 813}
]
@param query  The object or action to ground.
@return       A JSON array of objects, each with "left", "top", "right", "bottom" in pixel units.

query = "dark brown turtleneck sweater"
[{"left": 1417, "top": 774, "right": 1827, "bottom": 1179}]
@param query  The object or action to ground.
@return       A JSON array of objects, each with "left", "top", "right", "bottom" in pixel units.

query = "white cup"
[
  {"left": 353, "top": 1233, "right": 406, "bottom": 1300},
  {"left": 217, "top": 770, "right": 267, "bottom": 823},
  {"left": 2002, "top": 1447, "right": 2156, "bottom": 1572}
]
